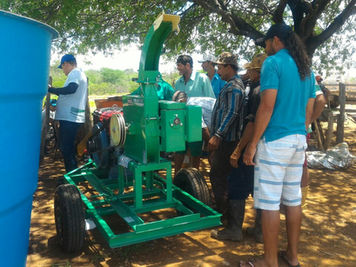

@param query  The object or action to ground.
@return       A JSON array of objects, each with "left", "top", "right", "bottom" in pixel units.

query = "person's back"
[
  {"left": 55, "top": 68, "right": 88, "bottom": 123},
  {"left": 261, "top": 49, "right": 315, "bottom": 142},
  {"left": 48, "top": 54, "right": 87, "bottom": 172}
]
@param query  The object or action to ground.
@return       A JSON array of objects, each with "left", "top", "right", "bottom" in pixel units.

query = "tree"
[{"left": 2, "top": 0, "right": 355, "bottom": 75}]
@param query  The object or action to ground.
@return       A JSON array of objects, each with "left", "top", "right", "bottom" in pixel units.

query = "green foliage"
[
  {"left": 50, "top": 67, "right": 139, "bottom": 96},
  {"left": 2, "top": 0, "right": 355, "bottom": 74}
]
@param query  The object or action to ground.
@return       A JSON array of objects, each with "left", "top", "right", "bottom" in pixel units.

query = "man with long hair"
[{"left": 241, "top": 24, "right": 315, "bottom": 267}]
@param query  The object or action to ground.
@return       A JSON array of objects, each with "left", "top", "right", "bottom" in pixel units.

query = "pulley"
[{"left": 110, "top": 113, "right": 126, "bottom": 147}]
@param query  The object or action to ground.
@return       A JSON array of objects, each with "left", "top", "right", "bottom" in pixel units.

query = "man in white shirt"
[{"left": 48, "top": 54, "right": 88, "bottom": 172}]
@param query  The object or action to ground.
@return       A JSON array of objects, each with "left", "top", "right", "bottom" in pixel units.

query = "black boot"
[
  {"left": 211, "top": 199, "right": 245, "bottom": 241},
  {"left": 247, "top": 208, "right": 263, "bottom": 243}
]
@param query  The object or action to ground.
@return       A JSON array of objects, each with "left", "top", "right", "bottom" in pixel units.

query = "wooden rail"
[{"left": 315, "top": 83, "right": 356, "bottom": 150}]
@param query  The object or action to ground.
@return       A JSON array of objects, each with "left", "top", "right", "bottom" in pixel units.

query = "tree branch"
[
  {"left": 192, "top": 0, "right": 264, "bottom": 42},
  {"left": 273, "top": 0, "right": 288, "bottom": 23},
  {"left": 306, "top": 0, "right": 356, "bottom": 55},
  {"left": 299, "top": 0, "right": 330, "bottom": 39}
]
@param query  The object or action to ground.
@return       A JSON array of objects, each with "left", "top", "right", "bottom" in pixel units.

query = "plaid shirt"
[{"left": 210, "top": 75, "right": 245, "bottom": 142}]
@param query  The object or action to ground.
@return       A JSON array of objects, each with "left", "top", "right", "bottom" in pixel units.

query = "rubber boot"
[
  {"left": 247, "top": 208, "right": 263, "bottom": 243},
  {"left": 214, "top": 196, "right": 229, "bottom": 227},
  {"left": 211, "top": 199, "right": 245, "bottom": 241}
]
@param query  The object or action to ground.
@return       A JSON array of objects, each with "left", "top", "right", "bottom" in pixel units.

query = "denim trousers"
[{"left": 58, "top": 120, "right": 83, "bottom": 172}]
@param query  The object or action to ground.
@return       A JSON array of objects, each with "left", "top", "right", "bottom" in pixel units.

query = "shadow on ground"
[{"left": 27, "top": 119, "right": 356, "bottom": 266}]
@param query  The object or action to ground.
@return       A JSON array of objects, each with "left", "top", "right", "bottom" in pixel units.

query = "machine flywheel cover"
[{"left": 110, "top": 113, "right": 126, "bottom": 146}]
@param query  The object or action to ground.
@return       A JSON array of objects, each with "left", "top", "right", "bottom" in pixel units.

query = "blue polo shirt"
[
  {"left": 260, "top": 49, "right": 315, "bottom": 142},
  {"left": 211, "top": 72, "right": 226, "bottom": 97}
]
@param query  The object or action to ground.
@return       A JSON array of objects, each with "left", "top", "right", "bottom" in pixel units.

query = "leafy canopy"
[{"left": 2, "top": 0, "right": 355, "bottom": 75}]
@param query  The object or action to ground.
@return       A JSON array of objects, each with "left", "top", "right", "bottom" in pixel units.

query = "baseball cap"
[
  {"left": 244, "top": 53, "right": 268, "bottom": 70},
  {"left": 215, "top": 52, "right": 238, "bottom": 66},
  {"left": 58, "top": 54, "right": 76, "bottom": 69},
  {"left": 198, "top": 55, "right": 216, "bottom": 63},
  {"left": 255, "top": 23, "right": 293, "bottom": 47}
]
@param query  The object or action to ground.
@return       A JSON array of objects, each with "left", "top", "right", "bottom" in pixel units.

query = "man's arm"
[
  {"left": 48, "top": 82, "right": 78, "bottom": 95},
  {"left": 230, "top": 121, "right": 254, "bottom": 168},
  {"left": 243, "top": 89, "right": 277, "bottom": 165},
  {"left": 310, "top": 94, "right": 326, "bottom": 122},
  {"left": 305, "top": 98, "right": 315, "bottom": 129}
]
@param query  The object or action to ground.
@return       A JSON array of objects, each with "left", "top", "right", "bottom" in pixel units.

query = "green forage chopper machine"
[{"left": 54, "top": 13, "right": 221, "bottom": 252}]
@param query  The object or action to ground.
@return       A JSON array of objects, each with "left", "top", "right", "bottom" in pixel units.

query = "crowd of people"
[{"left": 49, "top": 22, "right": 326, "bottom": 267}]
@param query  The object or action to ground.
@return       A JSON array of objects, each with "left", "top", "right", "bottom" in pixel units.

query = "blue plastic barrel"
[{"left": 0, "top": 10, "right": 58, "bottom": 266}]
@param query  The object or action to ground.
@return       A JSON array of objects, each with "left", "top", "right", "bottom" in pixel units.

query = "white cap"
[{"left": 198, "top": 54, "right": 216, "bottom": 63}]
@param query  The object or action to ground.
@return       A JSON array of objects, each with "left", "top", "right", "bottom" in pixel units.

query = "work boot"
[
  {"left": 211, "top": 199, "right": 245, "bottom": 241},
  {"left": 214, "top": 196, "right": 229, "bottom": 227},
  {"left": 246, "top": 208, "right": 263, "bottom": 243}
]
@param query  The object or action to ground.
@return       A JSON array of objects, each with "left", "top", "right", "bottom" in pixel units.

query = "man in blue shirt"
[
  {"left": 241, "top": 24, "right": 315, "bottom": 267},
  {"left": 199, "top": 55, "right": 226, "bottom": 97},
  {"left": 175, "top": 55, "right": 215, "bottom": 98}
]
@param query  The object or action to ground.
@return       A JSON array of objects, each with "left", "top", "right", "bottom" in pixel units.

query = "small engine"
[{"left": 87, "top": 107, "right": 125, "bottom": 169}]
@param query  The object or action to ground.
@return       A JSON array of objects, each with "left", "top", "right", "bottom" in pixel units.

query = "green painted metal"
[{"left": 62, "top": 13, "right": 221, "bottom": 249}]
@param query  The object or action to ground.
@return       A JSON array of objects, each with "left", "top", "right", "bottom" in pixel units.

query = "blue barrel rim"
[{"left": 0, "top": 9, "right": 59, "bottom": 39}]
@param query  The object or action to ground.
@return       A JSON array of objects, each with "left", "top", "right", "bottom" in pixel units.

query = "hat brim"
[
  {"left": 243, "top": 62, "right": 251, "bottom": 69},
  {"left": 255, "top": 37, "right": 266, "bottom": 48},
  {"left": 58, "top": 63, "right": 62, "bottom": 69},
  {"left": 215, "top": 60, "right": 237, "bottom": 66}
]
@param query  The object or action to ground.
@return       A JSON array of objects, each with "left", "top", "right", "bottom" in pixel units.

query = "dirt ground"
[{"left": 27, "top": 118, "right": 356, "bottom": 267}]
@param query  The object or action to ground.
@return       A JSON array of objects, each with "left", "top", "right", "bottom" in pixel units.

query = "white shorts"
[{"left": 253, "top": 134, "right": 307, "bottom": 210}]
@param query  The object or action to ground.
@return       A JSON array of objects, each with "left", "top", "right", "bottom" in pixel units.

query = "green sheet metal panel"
[
  {"left": 123, "top": 95, "right": 146, "bottom": 162},
  {"left": 160, "top": 103, "right": 186, "bottom": 152},
  {"left": 186, "top": 105, "right": 202, "bottom": 142}
]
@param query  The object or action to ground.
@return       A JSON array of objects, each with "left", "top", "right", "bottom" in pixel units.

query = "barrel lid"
[{"left": 0, "top": 9, "right": 58, "bottom": 39}]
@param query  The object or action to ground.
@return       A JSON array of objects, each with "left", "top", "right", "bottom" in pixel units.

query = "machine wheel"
[
  {"left": 54, "top": 184, "right": 85, "bottom": 252},
  {"left": 174, "top": 168, "right": 211, "bottom": 205}
]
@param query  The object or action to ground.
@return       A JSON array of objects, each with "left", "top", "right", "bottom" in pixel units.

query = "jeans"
[{"left": 58, "top": 120, "right": 83, "bottom": 172}]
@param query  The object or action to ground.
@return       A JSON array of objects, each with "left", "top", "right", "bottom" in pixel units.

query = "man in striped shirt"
[{"left": 208, "top": 52, "right": 245, "bottom": 224}]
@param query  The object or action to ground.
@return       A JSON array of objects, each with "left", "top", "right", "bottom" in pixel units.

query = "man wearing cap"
[
  {"left": 48, "top": 54, "right": 88, "bottom": 172},
  {"left": 175, "top": 55, "right": 215, "bottom": 98},
  {"left": 208, "top": 52, "right": 245, "bottom": 226},
  {"left": 241, "top": 23, "right": 315, "bottom": 267},
  {"left": 211, "top": 54, "right": 267, "bottom": 242},
  {"left": 199, "top": 55, "right": 226, "bottom": 98}
]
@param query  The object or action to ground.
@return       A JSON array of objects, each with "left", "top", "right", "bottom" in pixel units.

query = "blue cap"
[
  {"left": 58, "top": 54, "right": 76, "bottom": 69},
  {"left": 264, "top": 23, "right": 293, "bottom": 42}
]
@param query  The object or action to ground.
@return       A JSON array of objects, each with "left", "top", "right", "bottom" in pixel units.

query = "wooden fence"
[{"left": 315, "top": 83, "right": 356, "bottom": 150}]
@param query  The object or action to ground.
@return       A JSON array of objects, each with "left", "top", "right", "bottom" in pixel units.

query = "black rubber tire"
[
  {"left": 173, "top": 168, "right": 211, "bottom": 205},
  {"left": 54, "top": 184, "right": 85, "bottom": 253}
]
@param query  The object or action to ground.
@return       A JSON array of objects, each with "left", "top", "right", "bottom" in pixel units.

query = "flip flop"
[
  {"left": 279, "top": 251, "right": 301, "bottom": 267},
  {"left": 239, "top": 261, "right": 255, "bottom": 267}
]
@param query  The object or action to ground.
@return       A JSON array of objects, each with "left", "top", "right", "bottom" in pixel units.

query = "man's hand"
[
  {"left": 230, "top": 148, "right": 241, "bottom": 168},
  {"left": 208, "top": 135, "right": 221, "bottom": 151},
  {"left": 243, "top": 143, "right": 257, "bottom": 166}
]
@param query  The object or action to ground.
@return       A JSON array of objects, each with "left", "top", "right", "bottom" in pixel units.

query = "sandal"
[{"left": 279, "top": 251, "right": 301, "bottom": 267}]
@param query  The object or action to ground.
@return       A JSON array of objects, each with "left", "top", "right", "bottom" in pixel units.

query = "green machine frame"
[{"left": 60, "top": 13, "right": 221, "bottom": 249}]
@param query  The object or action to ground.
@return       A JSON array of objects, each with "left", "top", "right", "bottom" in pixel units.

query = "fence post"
[{"left": 336, "top": 82, "right": 346, "bottom": 143}]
